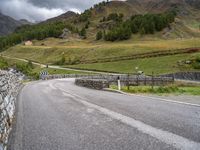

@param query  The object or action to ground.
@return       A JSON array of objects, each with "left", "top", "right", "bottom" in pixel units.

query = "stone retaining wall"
[
  {"left": 75, "top": 79, "right": 109, "bottom": 90},
  {"left": 44, "top": 74, "right": 174, "bottom": 89},
  {"left": 0, "top": 70, "right": 22, "bottom": 150}
]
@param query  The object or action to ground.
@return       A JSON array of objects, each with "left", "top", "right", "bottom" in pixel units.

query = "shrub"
[
  {"left": 27, "top": 60, "right": 34, "bottom": 69},
  {"left": 104, "top": 25, "right": 132, "bottom": 41},
  {"left": 0, "top": 57, "right": 8, "bottom": 70},
  {"left": 79, "top": 28, "right": 87, "bottom": 38},
  {"left": 192, "top": 57, "right": 200, "bottom": 69},
  {"left": 96, "top": 31, "right": 103, "bottom": 40}
]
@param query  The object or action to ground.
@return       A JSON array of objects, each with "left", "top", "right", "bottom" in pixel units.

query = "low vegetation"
[
  {"left": 0, "top": 57, "right": 94, "bottom": 80},
  {"left": 111, "top": 85, "right": 200, "bottom": 95},
  {"left": 192, "top": 56, "right": 200, "bottom": 69},
  {"left": 67, "top": 53, "right": 200, "bottom": 75},
  {"left": 0, "top": 56, "right": 8, "bottom": 69}
]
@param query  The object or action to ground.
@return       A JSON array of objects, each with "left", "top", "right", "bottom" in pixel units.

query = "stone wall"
[
  {"left": 44, "top": 74, "right": 174, "bottom": 88},
  {"left": 75, "top": 79, "right": 109, "bottom": 90},
  {"left": 0, "top": 70, "right": 22, "bottom": 150}
]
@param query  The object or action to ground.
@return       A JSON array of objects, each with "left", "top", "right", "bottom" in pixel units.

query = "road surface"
[{"left": 8, "top": 79, "right": 200, "bottom": 150}]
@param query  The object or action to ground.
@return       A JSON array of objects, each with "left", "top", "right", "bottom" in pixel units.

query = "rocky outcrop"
[{"left": 0, "top": 70, "right": 22, "bottom": 150}]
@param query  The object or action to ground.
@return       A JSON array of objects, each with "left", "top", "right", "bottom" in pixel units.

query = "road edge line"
[{"left": 103, "top": 88, "right": 200, "bottom": 107}]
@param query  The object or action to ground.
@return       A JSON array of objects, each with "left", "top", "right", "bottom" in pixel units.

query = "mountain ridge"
[{"left": 0, "top": 12, "right": 31, "bottom": 36}]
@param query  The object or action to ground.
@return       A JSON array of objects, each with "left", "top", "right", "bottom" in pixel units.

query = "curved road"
[{"left": 8, "top": 79, "right": 200, "bottom": 150}]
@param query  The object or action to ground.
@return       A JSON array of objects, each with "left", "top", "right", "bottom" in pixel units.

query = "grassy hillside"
[
  {"left": 1, "top": 0, "right": 200, "bottom": 51},
  {"left": 3, "top": 37, "right": 200, "bottom": 63},
  {"left": 0, "top": 56, "right": 94, "bottom": 80},
  {"left": 1, "top": 0, "right": 200, "bottom": 76},
  {"left": 2, "top": 38, "right": 200, "bottom": 75},
  {"left": 66, "top": 52, "right": 200, "bottom": 75}
]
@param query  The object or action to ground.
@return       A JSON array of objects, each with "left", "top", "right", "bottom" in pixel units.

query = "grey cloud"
[{"left": 0, "top": 0, "right": 105, "bottom": 22}]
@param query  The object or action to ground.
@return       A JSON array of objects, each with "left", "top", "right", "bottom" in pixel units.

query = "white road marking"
[
  {"left": 135, "top": 94, "right": 200, "bottom": 107},
  {"left": 54, "top": 85, "right": 200, "bottom": 150}
]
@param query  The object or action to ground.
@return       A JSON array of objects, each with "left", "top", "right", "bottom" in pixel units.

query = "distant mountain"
[
  {"left": 19, "top": 19, "right": 32, "bottom": 25},
  {"left": 1, "top": 0, "right": 200, "bottom": 44},
  {"left": 127, "top": 0, "right": 200, "bottom": 12},
  {"left": 85, "top": 0, "right": 200, "bottom": 38},
  {"left": 0, "top": 13, "right": 31, "bottom": 36},
  {"left": 44, "top": 11, "right": 78, "bottom": 23}
]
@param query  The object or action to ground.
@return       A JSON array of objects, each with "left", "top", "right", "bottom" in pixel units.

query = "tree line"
[
  {"left": 0, "top": 21, "right": 78, "bottom": 51},
  {"left": 97, "top": 11, "right": 176, "bottom": 41}
]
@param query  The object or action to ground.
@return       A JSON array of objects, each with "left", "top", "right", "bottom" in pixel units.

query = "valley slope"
[
  {"left": 0, "top": 13, "right": 30, "bottom": 36},
  {"left": 1, "top": 0, "right": 200, "bottom": 75}
]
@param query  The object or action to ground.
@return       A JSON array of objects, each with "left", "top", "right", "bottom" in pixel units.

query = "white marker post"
[{"left": 117, "top": 76, "right": 121, "bottom": 91}]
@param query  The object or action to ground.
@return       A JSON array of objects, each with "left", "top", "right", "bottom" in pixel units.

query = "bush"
[
  {"left": 96, "top": 31, "right": 103, "bottom": 40},
  {"left": 193, "top": 63, "right": 200, "bottom": 69},
  {"left": 192, "top": 57, "right": 200, "bottom": 69},
  {"left": 27, "top": 60, "right": 34, "bottom": 69},
  {"left": 104, "top": 25, "right": 132, "bottom": 41},
  {"left": 16, "top": 63, "right": 31, "bottom": 75},
  {"left": 107, "top": 13, "right": 124, "bottom": 22},
  {"left": 79, "top": 28, "right": 87, "bottom": 38},
  {"left": 0, "top": 57, "right": 8, "bottom": 70},
  {"left": 78, "top": 10, "right": 92, "bottom": 22}
]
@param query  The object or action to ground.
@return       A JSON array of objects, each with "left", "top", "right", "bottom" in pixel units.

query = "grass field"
[
  {"left": 2, "top": 38, "right": 200, "bottom": 64},
  {"left": 2, "top": 38, "right": 200, "bottom": 75},
  {"left": 111, "top": 85, "right": 200, "bottom": 95},
  {"left": 67, "top": 53, "right": 200, "bottom": 75},
  {"left": 0, "top": 57, "right": 94, "bottom": 80}
]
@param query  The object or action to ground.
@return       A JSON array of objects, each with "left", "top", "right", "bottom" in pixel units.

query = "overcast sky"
[{"left": 0, "top": 0, "right": 106, "bottom": 22}]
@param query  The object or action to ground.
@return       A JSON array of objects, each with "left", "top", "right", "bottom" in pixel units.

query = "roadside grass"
[
  {"left": 110, "top": 85, "right": 200, "bottom": 95},
  {"left": 2, "top": 38, "right": 200, "bottom": 64},
  {"left": 67, "top": 53, "right": 200, "bottom": 75},
  {"left": 178, "top": 87, "right": 200, "bottom": 95},
  {"left": 0, "top": 57, "right": 8, "bottom": 69},
  {"left": 0, "top": 57, "right": 95, "bottom": 80}
]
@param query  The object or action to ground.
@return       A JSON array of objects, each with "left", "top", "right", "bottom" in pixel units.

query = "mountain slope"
[
  {"left": 44, "top": 11, "right": 77, "bottom": 23},
  {"left": 0, "top": 13, "right": 29, "bottom": 36}
]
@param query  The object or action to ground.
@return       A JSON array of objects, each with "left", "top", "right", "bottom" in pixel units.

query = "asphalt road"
[{"left": 8, "top": 79, "right": 200, "bottom": 150}]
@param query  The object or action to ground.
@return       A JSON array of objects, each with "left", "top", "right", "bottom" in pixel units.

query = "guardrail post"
[
  {"left": 117, "top": 76, "right": 121, "bottom": 91},
  {"left": 127, "top": 74, "right": 130, "bottom": 90},
  {"left": 152, "top": 72, "right": 154, "bottom": 89}
]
